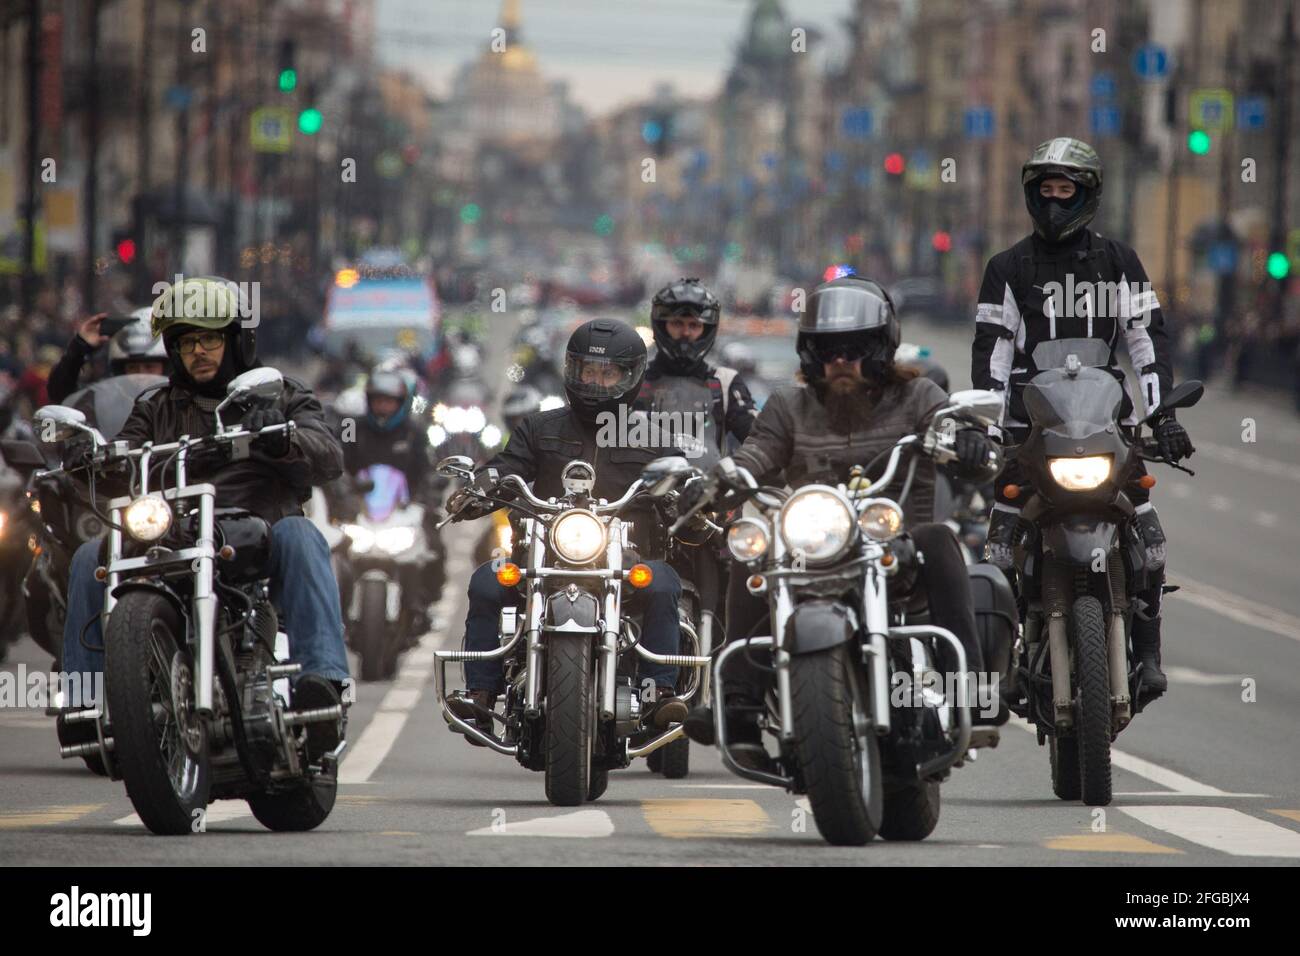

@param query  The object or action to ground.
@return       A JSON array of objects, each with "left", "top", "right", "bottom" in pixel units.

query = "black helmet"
[
  {"left": 364, "top": 368, "right": 412, "bottom": 432},
  {"left": 1022, "top": 137, "right": 1103, "bottom": 243},
  {"left": 501, "top": 384, "right": 542, "bottom": 433},
  {"left": 796, "top": 276, "right": 900, "bottom": 382},
  {"left": 108, "top": 308, "right": 168, "bottom": 376},
  {"left": 563, "top": 318, "right": 647, "bottom": 422},
  {"left": 650, "top": 277, "right": 720, "bottom": 373}
]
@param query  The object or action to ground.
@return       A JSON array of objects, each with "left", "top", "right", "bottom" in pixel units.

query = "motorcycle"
[
  {"left": 644, "top": 387, "right": 1015, "bottom": 846},
  {"left": 339, "top": 463, "right": 435, "bottom": 681},
  {"left": 433, "top": 456, "right": 710, "bottom": 806},
  {"left": 34, "top": 367, "right": 346, "bottom": 834},
  {"left": 1001, "top": 338, "right": 1202, "bottom": 807},
  {"left": 0, "top": 454, "right": 28, "bottom": 658}
]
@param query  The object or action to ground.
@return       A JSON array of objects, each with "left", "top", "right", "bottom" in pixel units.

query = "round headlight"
[
  {"left": 343, "top": 523, "right": 375, "bottom": 553},
  {"left": 779, "top": 487, "right": 855, "bottom": 565},
  {"left": 124, "top": 494, "right": 172, "bottom": 542},
  {"left": 376, "top": 526, "right": 417, "bottom": 555},
  {"left": 726, "top": 518, "right": 770, "bottom": 562},
  {"left": 857, "top": 498, "right": 904, "bottom": 541},
  {"left": 551, "top": 510, "right": 606, "bottom": 564},
  {"left": 1048, "top": 455, "right": 1111, "bottom": 491}
]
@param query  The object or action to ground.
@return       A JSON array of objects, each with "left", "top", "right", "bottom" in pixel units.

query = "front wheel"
[
  {"left": 879, "top": 781, "right": 941, "bottom": 841},
  {"left": 356, "top": 577, "right": 393, "bottom": 681},
  {"left": 789, "top": 644, "right": 883, "bottom": 846},
  {"left": 104, "top": 590, "right": 210, "bottom": 835},
  {"left": 1049, "top": 734, "right": 1081, "bottom": 800},
  {"left": 543, "top": 634, "right": 593, "bottom": 806},
  {"left": 248, "top": 776, "right": 337, "bottom": 831},
  {"left": 1072, "top": 596, "right": 1112, "bottom": 806},
  {"left": 659, "top": 737, "right": 690, "bottom": 779}
]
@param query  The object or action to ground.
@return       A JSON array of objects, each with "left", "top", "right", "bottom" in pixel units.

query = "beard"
[{"left": 819, "top": 370, "right": 878, "bottom": 435}]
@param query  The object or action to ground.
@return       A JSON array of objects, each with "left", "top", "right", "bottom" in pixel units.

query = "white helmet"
[{"left": 108, "top": 308, "right": 168, "bottom": 375}]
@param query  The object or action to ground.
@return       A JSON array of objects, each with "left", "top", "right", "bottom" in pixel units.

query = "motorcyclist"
[
  {"left": 342, "top": 366, "right": 448, "bottom": 626},
  {"left": 59, "top": 276, "right": 351, "bottom": 756},
  {"left": 47, "top": 309, "right": 169, "bottom": 405},
  {"left": 445, "top": 318, "right": 688, "bottom": 738},
  {"left": 972, "top": 137, "right": 1192, "bottom": 695},
  {"left": 683, "top": 276, "right": 1006, "bottom": 766}
]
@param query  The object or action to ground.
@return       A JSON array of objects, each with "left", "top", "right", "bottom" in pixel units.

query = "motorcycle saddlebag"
[{"left": 967, "top": 563, "right": 1017, "bottom": 679}]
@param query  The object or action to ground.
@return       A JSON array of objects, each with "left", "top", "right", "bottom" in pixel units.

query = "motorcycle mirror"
[
  {"left": 943, "top": 389, "right": 1004, "bottom": 427},
  {"left": 0, "top": 438, "right": 49, "bottom": 468},
  {"left": 436, "top": 454, "right": 475, "bottom": 477},
  {"left": 1143, "top": 380, "right": 1204, "bottom": 424},
  {"left": 225, "top": 367, "right": 284, "bottom": 403},
  {"left": 32, "top": 405, "right": 90, "bottom": 442},
  {"left": 640, "top": 455, "right": 692, "bottom": 497}
]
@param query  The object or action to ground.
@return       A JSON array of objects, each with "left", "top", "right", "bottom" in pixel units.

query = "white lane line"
[
  {"left": 1167, "top": 574, "right": 1300, "bottom": 645},
  {"left": 1120, "top": 806, "right": 1300, "bottom": 858},
  {"left": 115, "top": 801, "right": 252, "bottom": 828},
  {"left": 1197, "top": 442, "right": 1300, "bottom": 484},
  {"left": 1207, "top": 494, "right": 1231, "bottom": 512},
  {"left": 1007, "top": 718, "right": 1266, "bottom": 797},
  {"left": 1254, "top": 511, "right": 1279, "bottom": 527},
  {"left": 1164, "top": 665, "right": 1251, "bottom": 686},
  {"left": 466, "top": 809, "right": 614, "bottom": 838},
  {"left": 671, "top": 784, "right": 773, "bottom": 790}
]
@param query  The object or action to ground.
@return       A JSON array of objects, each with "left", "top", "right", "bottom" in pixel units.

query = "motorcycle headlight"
[
  {"left": 857, "top": 498, "right": 904, "bottom": 541},
  {"left": 480, "top": 424, "right": 502, "bottom": 448},
  {"left": 376, "top": 526, "right": 417, "bottom": 555},
  {"left": 494, "top": 520, "right": 512, "bottom": 552},
  {"left": 1048, "top": 455, "right": 1112, "bottom": 491},
  {"left": 427, "top": 424, "right": 447, "bottom": 447},
  {"left": 726, "top": 517, "right": 770, "bottom": 562},
  {"left": 123, "top": 494, "right": 172, "bottom": 542},
  {"left": 550, "top": 509, "right": 606, "bottom": 564},
  {"left": 342, "top": 523, "right": 375, "bottom": 554},
  {"left": 0, "top": 510, "right": 7, "bottom": 537},
  {"left": 779, "top": 487, "right": 855, "bottom": 565}
]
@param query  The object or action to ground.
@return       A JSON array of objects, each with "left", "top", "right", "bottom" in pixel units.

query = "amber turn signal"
[
  {"left": 1138, "top": 474, "right": 1156, "bottom": 489},
  {"left": 496, "top": 562, "right": 522, "bottom": 587},
  {"left": 880, "top": 551, "right": 895, "bottom": 567},
  {"left": 94, "top": 566, "right": 108, "bottom": 581},
  {"left": 628, "top": 564, "right": 654, "bottom": 588},
  {"left": 1002, "top": 484, "right": 1021, "bottom": 500}
]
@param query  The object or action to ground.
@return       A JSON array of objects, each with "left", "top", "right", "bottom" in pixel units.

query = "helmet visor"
[
  {"left": 802, "top": 286, "right": 893, "bottom": 334},
  {"left": 564, "top": 354, "right": 645, "bottom": 402},
  {"left": 802, "top": 330, "right": 893, "bottom": 366}
]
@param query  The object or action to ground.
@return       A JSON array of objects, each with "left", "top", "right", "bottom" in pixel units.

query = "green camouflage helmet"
[
  {"left": 1022, "top": 137, "right": 1103, "bottom": 242},
  {"left": 149, "top": 276, "right": 244, "bottom": 340}
]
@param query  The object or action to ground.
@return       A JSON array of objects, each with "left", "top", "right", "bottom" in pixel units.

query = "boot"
[
  {"left": 447, "top": 688, "right": 497, "bottom": 746},
  {"left": 984, "top": 506, "right": 1020, "bottom": 570},
  {"left": 682, "top": 704, "right": 716, "bottom": 745},
  {"left": 293, "top": 674, "right": 344, "bottom": 764},
  {"left": 643, "top": 686, "right": 688, "bottom": 729},
  {"left": 1132, "top": 617, "right": 1167, "bottom": 696}
]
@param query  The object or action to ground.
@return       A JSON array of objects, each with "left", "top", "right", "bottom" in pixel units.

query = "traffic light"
[
  {"left": 278, "top": 40, "right": 296, "bottom": 92},
  {"left": 884, "top": 153, "right": 905, "bottom": 176},
  {"left": 1187, "top": 129, "right": 1211, "bottom": 154},
  {"left": 298, "top": 107, "right": 322, "bottom": 135},
  {"left": 931, "top": 230, "right": 952, "bottom": 253},
  {"left": 1267, "top": 251, "right": 1290, "bottom": 280},
  {"left": 115, "top": 236, "right": 136, "bottom": 264},
  {"left": 643, "top": 111, "right": 672, "bottom": 157}
]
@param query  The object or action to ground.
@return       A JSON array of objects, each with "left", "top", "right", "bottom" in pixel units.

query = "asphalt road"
[{"left": 1, "top": 315, "right": 1297, "bottom": 865}]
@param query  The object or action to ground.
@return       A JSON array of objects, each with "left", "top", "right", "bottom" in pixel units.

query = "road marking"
[
  {"left": 114, "top": 800, "right": 253, "bottom": 828},
  {"left": 1163, "top": 665, "right": 1251, "bottom": 686},
  {"left": 1254, "top": 511, "right": 1279, "bottom": 527},
  {"left": 1268, "top": 810, "right": 1300, "bottom": 825},
  {"left": 1007, "top": 718, "right": 1266, "bottom": 797},
  {"left": 641, "top": 798, "right": 774, "bottom": 839},
  {"left": 466, "top": 809, "right": 614, "bottom": 838},
  {"left": 1196, "top": 442, "right": 1300, "bottom": 484},
  {"left": 670, "top": 783, "right": 772, "bottom": 789},
  {"left": 1044, "top": 833, "right": 1181, "bottom": 854},
  {"left": 0, "top": 804, "right": 103, "bottom": 829},
  {"left": 1120, "top": 806, "right": 1300, "bottom": 858},
  {"left": 1207, "top": 494, "right": 1231, "bottom": 512},
  {"left": 1167, "top": 574, "right": 1300, "bottom": 645}
]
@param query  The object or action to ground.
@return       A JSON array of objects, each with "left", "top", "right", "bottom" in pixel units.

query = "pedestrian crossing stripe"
[
  {"left": 0, "top": 804, "right": 103, "bottom": 829},
  {"left": 1043, "top": 833, "right": 1182, "bottom": 854}
]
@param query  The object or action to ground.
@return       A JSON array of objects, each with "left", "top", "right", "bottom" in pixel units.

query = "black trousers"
[{"left": 719, "top": 523, "right": 986, "bottom": 703}]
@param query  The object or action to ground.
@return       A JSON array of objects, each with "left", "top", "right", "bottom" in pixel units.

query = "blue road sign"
[
  {"left": 1090, "top": 72, "right": 1117, "bottom": 100},
  {"left": 1237, "top": 96, "right": 1268, "bottom": 131},
  {"left": 1132, "top": 43, "right": 1169, "bottom": 80},
  {"left": 1090, "top": 106, "right": 1122, "bottom": 138},
  {"left": 1208, "top": 241, "right": 1238, "bottom": 275},
  {"left": 841, "top": 107, "right": 874, "bottom": 139},
  {"left": 964, "top": 107, "right": 994, "bottom": 139}
]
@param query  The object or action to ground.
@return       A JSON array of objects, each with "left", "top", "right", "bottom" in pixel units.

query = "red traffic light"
[
  {"left": 115, "top": 238, "right": 136, "bottom": 264},
  {"left": 931, "top": 230, "right": 952, "bottom": 253},
  {"left": 884, "top": 153, "right": 905, "bottom": 175}
]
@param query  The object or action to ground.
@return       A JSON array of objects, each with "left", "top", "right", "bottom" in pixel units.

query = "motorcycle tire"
[
  {"left": 248, "top": 775, "right": 337, "bottom": 832},
  {"left": 646, "top": 748, "right": 663, "bottom": 773},
  {"left": 879, "top": 780, "right": 941, "bottom": 841},
  {"left": 659, "top": 737, "right": 690, "bottom": 779},
  {"left": 1050, "top": 733, "right": 1082, "bottom": 800},
  {"left": 543, "top": 634, "right": 593, "bottom": 807},
  {"left": 105, "top": 590, "right": 210, "bottom": 835},
  {"left": 587, "top": 768, "right": 609, "bottom": 801},
  {"left": 1072, "top": 596, "right": 1112, "bottom": 806},
  {"left": 357, "top": 577, "right": 393, "bottom": 682},
  {"left": 789, "top": 644, "right": 883, "bottom": 846}
]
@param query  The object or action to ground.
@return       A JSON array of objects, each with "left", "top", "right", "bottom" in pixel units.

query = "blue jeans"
[
  {"left": 463, "top": 560, "right": 681, "bottom": 693},
  {"left": 63, "top": 515, "right": 351, "bottom": 691}
]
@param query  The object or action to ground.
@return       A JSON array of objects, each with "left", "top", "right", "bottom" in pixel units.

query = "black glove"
[
  {"left": 447, "top": 487, "right": 497, "bottom": 522},
  {"left": 955, "top": 428, "right": 996, "bottom": 471},
  {"left": 243, "top": 407, "right": 291, "bottom": 458},
  {"left": 1153, "top": 417, "right": 1194, "bottom": 463}
]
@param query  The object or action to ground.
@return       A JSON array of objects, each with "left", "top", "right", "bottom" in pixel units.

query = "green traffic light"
[
  {"left": 1267, "top": 251, "right": 1290, "bottom": 279},
  {"left": 594, "top": 214, "right": 614, "bottom": 236},
  {"left": 278, "top": 69, "right": 297, "bottom": 92},
  {"left": 460, "top": 203, "right": 481, "bottom": 224},
  {"left": 1187, "top": 129, "right": 1211, "bottom": 154},
  {"left": 298, "top": 107, "right": 322, "bottom": 135}
]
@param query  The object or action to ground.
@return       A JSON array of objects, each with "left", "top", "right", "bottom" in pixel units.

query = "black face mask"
[{"left": 1029, "top": 190, "right": 1088, "bottom": 242}]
